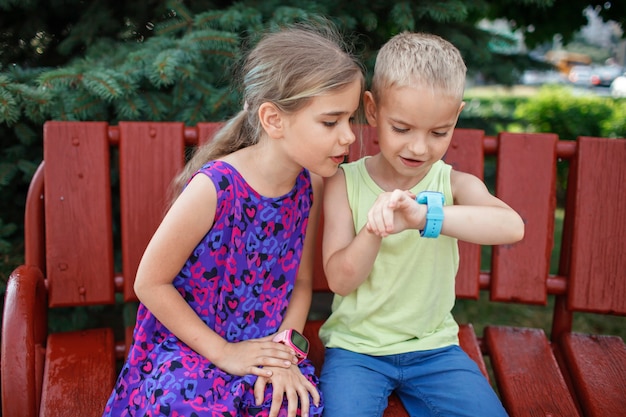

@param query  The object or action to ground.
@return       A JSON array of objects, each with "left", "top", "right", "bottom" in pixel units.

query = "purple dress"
[{"left": 103, "top": 160, "right": 323, "bottom": 416}]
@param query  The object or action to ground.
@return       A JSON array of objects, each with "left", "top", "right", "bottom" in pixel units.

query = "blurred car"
[
  {"left": 590, "top": 65, "right": 624, "bottom": 87},
  {"left": 611, "top": 73, "right": 626, "bottom": 98},
  {"left": 521, "top": 69, "right": 566, "bottom": 85},
  {"left": 568, "top": 65, "right": 594, "bottom": 87}
]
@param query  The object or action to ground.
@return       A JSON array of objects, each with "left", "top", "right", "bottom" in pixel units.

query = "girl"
[{"left": 103, "top": 23, "right": 363, "bottom": 417}]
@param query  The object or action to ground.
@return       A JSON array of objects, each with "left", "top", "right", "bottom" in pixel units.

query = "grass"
[
  {"left": 452, "top": 207, "right": 626, "bottom": 341},
  {"left": 453, "top": 294, "right": 626, "bottom": 340}
]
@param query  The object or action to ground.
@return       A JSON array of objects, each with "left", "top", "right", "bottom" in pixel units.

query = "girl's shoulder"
[{"left": 197, "top": 159, "right": 237, "bottom": 177}]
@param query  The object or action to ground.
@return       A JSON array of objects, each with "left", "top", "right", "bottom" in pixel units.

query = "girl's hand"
[
  {"left": 366, "top": 189, "right": 424, "bottom": 237},
  {"left": 212, "top": 339, "right": 298, "bottom": 378},
  {"left": 254, "top": 365, "right": 320, "bottom": 417}
]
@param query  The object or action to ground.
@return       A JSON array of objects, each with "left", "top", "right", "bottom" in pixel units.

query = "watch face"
[{"left": 290, "top": 330, "right": 309, "bottom": 353}]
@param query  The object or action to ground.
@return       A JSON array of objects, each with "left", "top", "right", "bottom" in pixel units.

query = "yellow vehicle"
[{"left": 544, "top": 50, "right": 592, "bottom": 75}]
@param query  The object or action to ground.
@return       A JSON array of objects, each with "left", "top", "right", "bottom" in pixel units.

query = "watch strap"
[{"left": 416, "top": 191, "right": 444, "bottom": 238}]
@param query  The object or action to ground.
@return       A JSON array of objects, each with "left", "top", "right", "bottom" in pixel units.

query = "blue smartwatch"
[{"left": 416, "top": 191, "right": 444, "bottom": 238}]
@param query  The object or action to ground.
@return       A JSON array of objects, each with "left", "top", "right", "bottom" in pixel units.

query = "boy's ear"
[
  {"left": 457, "top": 101, "right": 466, "bottom": 116},
  {"left": 259, "top": 102, "right": 284, "bottom": 139},
  {"left": 363, "top": 91, "right": 378, "bottom": 127}
]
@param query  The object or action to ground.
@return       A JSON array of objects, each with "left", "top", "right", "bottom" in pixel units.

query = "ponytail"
[{"left": 168, "top": 109, "right": 252, "bottom": 204}]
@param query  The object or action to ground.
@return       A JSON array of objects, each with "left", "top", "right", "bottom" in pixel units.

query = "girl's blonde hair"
[
  {"left": 171, "top": 22, "right": 364, "bottom": 198},
  {"left": 371, "top": 32, "right": 466, "bottom": 102}
]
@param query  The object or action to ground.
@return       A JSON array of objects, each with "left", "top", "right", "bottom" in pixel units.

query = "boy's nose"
[{"left": 408, "top": 136, "right": 427, "bottom": 155}]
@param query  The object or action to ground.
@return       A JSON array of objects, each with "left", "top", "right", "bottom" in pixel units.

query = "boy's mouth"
[{"left": 400, "top": 156, "right": 426, "bottom": 168}]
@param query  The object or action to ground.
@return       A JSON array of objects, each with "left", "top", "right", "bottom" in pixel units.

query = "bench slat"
[
  {"left": 44, "top": 121, "right": 115, "bottom": 306},
  {"left": 40, "top": 328, "right": 116, "bottom": 417},
  {"left": 445, "top": 129, "right": 485, "bottom": 299},
  {"left": 485, "top": 326, "right": 581, "bottom": 417},
  {"left": 349, "top": 125, "right": 380, "bottom": 161},
  {"left": 119, "top": 122, "right": 186, "bottom": 301},
  {"left": 312, "top": 213, "right": 329, "bottom": 292},
  {"left": 560, "top": 333, "right": 626, "bottom": 417},
  {"left": 458, "top": 323, "right": 489, "bottom": 381},
  {"left": 492, "top": 133, "right": 557, "bottom": 304},
  {"left": 567, "top": 137, "right": 626, "bottom": 314}
]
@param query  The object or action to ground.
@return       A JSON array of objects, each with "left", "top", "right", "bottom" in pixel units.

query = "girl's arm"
[
  {"left": 277, "top": 174, "right": 323, "bottom": 332},
  {"left": 253, "top": 174, "right": 324, "bottom": 412},
  {"left": 322, "top": 169, "right": 383, "bottom": 296},
  {"left": 133, "top": 174, "right": 296, "bottom": 378}
]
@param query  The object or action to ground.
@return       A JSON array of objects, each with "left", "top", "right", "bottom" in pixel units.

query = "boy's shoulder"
[{"left": 340, "top": 155, "right": 369, "bottom": 172}]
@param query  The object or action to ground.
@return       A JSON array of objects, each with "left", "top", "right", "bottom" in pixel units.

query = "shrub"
[
  {"left": 514, "top": 85, "right": 616, "bottom": 140},
  {"left": 602, "top": 98, "right": 626, "bottom": 138}
]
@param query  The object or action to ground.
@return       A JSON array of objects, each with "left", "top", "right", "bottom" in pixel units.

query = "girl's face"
[
  {"left": 364, "top": 85, "right": 464, "bottom": 186},
  {"left": 280, "top": 78, "right": 362, "bottom": 177}
]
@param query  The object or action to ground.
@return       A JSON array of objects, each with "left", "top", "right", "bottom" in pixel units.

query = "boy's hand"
[
  {"left": 254, "top": 365, "right": 320, "bottom": 417},
  {"left": 211, "top": 338, "right": 298, "bottom": 378},
  {"left": 366, "top": 189, "right": 426, "bottom": 236}
]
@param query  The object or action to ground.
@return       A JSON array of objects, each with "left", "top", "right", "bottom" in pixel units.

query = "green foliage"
[
  {"left": 602, "top": 99, "right": 626, "bottom": 138},
  {"left": 514, "top": 85, "right": 625, "bottom": 139},
  {"left": 458, "top": 95, "right": 524, "bottom": 134}
]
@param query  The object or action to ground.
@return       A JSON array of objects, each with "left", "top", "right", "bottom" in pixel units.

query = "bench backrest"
[{"left": 29, "top": 121, "right": 626, "bottom": 335}]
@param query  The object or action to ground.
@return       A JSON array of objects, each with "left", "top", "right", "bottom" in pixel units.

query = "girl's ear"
[
  {"left": 258, "top": 102, "right": 284, "bottom": 139},
  {"left": 363, "top": 91, "right": 378, "bottom": 127}
]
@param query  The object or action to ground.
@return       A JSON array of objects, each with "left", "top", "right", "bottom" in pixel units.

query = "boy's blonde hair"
[{"left": 371, "top": 32, "right": 466, "bottom": 101}]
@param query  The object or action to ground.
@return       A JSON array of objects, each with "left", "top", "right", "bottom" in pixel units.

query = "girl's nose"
[{"left": 340, "top": 124, "right": 356, "bottom": 146}]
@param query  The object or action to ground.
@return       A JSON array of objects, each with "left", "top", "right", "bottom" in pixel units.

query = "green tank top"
[{"left": 319, "top": 158, "right": 460, "bottom": 355}]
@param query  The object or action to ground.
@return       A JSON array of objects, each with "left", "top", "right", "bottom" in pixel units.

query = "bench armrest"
[{"left": 2, "top": 265, "right": 48, "bottom": 417}]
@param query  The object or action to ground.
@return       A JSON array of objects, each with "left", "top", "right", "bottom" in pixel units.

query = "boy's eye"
[
  {"left": 432, "top": 131, "right": 448, "bottom": 137},
  {"left": 349, "top": 116, "right": 356, "bottom": 124},
  {"left": 323, "top": 121, "right": 338, "bottom": 127}
]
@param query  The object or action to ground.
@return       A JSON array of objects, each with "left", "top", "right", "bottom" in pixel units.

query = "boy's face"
[{"left": 364, "top": 85, "right": 464, "bottom": 182}]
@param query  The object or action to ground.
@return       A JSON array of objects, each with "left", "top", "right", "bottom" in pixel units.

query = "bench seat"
[
  {"left": 41, "top": 329, "right": 116, "bottom": 417},
  {"left": 485, "top": 326, "right": 580, "bottom": 416},
  {"left": 559, "top": 333, "right": 626, "bottom": 417}
]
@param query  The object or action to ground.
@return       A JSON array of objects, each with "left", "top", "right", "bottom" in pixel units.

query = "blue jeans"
[{"left": 319, "top": 345, "right": 508, "bottom": 417}]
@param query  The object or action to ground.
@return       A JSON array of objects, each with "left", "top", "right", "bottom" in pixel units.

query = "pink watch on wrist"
[{"left": 272, "top": 329, "right": 310, "bottom": 364}]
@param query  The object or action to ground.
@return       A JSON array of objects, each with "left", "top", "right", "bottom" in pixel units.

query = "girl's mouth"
[{"left": 331, "top": 155, "right": 346, "bottom": 164}]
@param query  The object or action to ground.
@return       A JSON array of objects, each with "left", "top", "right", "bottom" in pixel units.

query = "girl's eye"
[
  {"left": 323, "top": 121, "right": 338, "bottom": 127},
  {"left": 349, "top": 116, "right": 356, "bottom": 124}
]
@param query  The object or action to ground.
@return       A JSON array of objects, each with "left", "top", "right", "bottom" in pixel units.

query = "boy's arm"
[
  {"left": 445, "top": 170, "right": 524, "bottom": 244},
  {"left": 322, "top": 169, "right": 383, "bottom": 296},
  {"left": 363, "top": 172, "right": 524, "bottom": 245}
]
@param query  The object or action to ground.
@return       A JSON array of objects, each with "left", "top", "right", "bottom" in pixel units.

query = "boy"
[{"left": 318, "top": 32, "right": 524, "bottom": 416}]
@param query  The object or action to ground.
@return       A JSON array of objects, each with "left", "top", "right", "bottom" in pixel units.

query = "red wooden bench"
[{"left": 2, "top": 121, "right": 625, "bottom": 417}]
